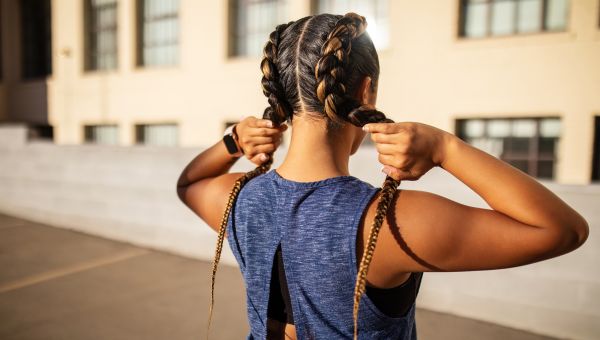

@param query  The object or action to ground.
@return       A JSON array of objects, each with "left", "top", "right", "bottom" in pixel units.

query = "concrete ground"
[{"left": 0, "top": 213, "right": 559, "bottom": 340}]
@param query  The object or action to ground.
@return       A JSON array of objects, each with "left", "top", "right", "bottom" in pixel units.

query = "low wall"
[{"left": 0, "top": 124, "right": 598, "bottom": 339}]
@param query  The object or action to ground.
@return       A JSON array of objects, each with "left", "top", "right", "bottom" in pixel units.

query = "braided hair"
[{"left": 207, "top": 13, "right": 401, "bottom": 340}]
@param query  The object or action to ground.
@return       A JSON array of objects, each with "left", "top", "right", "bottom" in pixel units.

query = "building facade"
[{"left": 0, "top": 0, "right": 599, "bottom": 184}]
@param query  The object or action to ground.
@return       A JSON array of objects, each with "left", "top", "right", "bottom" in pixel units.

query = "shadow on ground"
[{"left": 0, "top": 213, "right": 559, "bottom": 340}]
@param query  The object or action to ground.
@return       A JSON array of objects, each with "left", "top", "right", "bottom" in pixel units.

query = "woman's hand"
[
  {"left": 362, "top": 122, "right": 451, "bottom": 181},
  {"left": 235, "top": 116, "right": 288, "bottom": 166}
]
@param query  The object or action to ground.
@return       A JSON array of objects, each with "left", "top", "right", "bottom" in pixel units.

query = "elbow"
[
  {"left": 572, "top": 216, "right": 589, "bottom": 249},
  {"left": 554, "top": 216, "right": 590, "bottom": 254},
  {"left": 176, "top": 185, "right": 188, "bottom": 204},
  {"left": 176, "top": 178, "right": 188, "bottom": 203}
]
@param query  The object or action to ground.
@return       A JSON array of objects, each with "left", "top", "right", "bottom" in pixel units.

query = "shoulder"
[{"left": 358, "top": 188, "right": 449, "bottom": 285}]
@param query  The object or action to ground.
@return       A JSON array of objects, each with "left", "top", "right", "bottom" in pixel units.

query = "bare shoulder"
[{"left": 359, "top": 187, "right": 559, "bottom": 275}]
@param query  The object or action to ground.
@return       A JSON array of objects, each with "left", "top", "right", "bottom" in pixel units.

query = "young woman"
[{"left": 177, "top": 13, "right": 589, "bottom": 340}]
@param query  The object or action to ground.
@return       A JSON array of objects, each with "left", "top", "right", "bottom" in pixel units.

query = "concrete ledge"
[{"left": 0, "top": 123, "right": 28, "bottom": 148}]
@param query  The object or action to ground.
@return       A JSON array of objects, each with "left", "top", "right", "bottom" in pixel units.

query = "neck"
[{"left": 276, "top": 115, "right": 354, "bottom": 181}]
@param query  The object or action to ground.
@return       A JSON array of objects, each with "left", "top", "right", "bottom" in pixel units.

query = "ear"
[{"left": 355, "top": 76, "right": 376, "bottom": 107}]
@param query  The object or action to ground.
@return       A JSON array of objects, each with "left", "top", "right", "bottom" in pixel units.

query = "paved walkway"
[{"left": 0, "top": 213, "right": 559, "bottom": 340}]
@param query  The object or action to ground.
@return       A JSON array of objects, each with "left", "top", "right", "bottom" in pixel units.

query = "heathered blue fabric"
[{"left": 225, "top": 168, "right": 417, "bottom": 339}]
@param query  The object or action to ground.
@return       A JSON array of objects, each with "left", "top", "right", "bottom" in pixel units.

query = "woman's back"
[
  {"left": 227, "top": 169, "right": 419, "bottom": 339},
  {"left": 176, "top": 12, "right": 588, "bottom": 340}
]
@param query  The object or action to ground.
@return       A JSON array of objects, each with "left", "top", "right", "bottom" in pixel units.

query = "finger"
[
  {"left": 374, "top": 142, "right": 401, "bottom": 155},
  {"left": 363, "top": 122, "right": 398, "bottom": 134},
  {"left": 378, "top": 153, "right": 414, "bottom": 170},
  {"left": 370, "top": 132, "right": 399, "bottom": 144},
  {"left": 249, "top": 127, "right": 285, "bottom": 137},
  {"left": 254, "top": 119, "right": 274, "bottom": 128},
  {"left": 245, "top": 135, "right": 277, "bottom": 146},
  {"left": 251, "top": 143, "right": 276, "bottom": 155}
]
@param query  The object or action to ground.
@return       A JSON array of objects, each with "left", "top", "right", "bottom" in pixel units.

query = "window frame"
[
  {"left": 83, "top": 0, "right": 119, "bottom": 72},
  {"left": 83, "top": 124, "right": 120, "bottom": 145},
  {"left": 135, "top": 0, "right": 180, "bottom": 67},
  {"left": 455, "top": 116, "right": 561, "bottom": 179},
  {"left": 457, "top": 0, "right": 569, "bottom": 39},
  {"left": 134, "top": 122, "right": 179, "bottom": 146},
  {"left": 227, "top": 0, "right": 287, "bottom": 58}
]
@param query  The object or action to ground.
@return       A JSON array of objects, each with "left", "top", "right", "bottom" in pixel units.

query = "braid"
[
  {"left": 349, "top": 107, "right": 401, "bottom": 340},
  {"left": 314, "top": 12, "right": 402, "bottom": 339},
  {"left": 261, "top": 21, "right": 296, "bottom": 126},
  {"left": 206, "top": 21, "right": 294, "bottom": 340},
  {"left": 315, "top": 12, "right": 367, "bottom": 128}
]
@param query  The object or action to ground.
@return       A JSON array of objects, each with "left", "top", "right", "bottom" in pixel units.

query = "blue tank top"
[{"left": 226, "top": 168, "right": 418, "bottom": 339}]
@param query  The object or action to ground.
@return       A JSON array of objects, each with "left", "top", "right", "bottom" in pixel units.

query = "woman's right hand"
[
  {"left": 362, "top": 122, "right": 452, "bottom": 181},
  {"left": 235, "top": 116, "right": 287, "bottom": 166}
]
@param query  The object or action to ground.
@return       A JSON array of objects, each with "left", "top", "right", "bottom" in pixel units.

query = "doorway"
[{"left": 592, "top": 116, "right": 600, "bottom": 181}]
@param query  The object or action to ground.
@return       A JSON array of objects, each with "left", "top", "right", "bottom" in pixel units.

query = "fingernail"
[
  {"left": 381, "top": 166, "right": 389, "bottom": 175},
  {"left": 266, "top": 121, "right": 273, "bottom": 127},
  {"left": 261, "top": 154, "right": 268, "bottom": 161},
  {"left": 362, "top": 125, "right": 369, "bottom": 132}
]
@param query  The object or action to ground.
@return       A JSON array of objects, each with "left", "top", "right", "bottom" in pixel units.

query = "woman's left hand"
[
  {"left": 235, "top": 116, "right": 288, "bottom": 165},
  {"left": 363, "top": 121, "right": 448, "bottom": 181}
]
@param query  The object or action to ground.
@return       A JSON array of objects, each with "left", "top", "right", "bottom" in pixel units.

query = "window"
[
  {"left": 592, "top": 116, "right": 600, "bottom": 181},
  {"left": 459, "top": 0, "right": 569, "bottom": 38},
  {"left": 20, "top": 0, "right": 52, "bottom": 79},
  {"left": 136, "top": 0, "right": 180, "bottom": 66},
  {"left": 135, "top": 123, "right": 178, "bottom": 146},
  {"left": 228, "top": 0, "right": 288, "bottom": 57},
  {"left": 84, "top": 0, "right": 118, "bottom": 71},
  {"left": 84, "top": 125, "right": 119, "bottom": 145},
  {"left": 312, "top": 0, "right": 390, "bottom": 50},
  {"left": 456, "top": 117, "right": 561, "bottom": 179}
]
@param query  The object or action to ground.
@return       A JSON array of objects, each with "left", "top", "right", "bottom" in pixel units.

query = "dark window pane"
[
  {"left": 539, "top": 137, "right": 557, "bottom": 155},
  {"left": 505, "top": 137, "right": 531, "bottom": 154},
  {"left": 20, "top": 0, "right": 52, "bottom": 79},
  {"left": 537, "top": 160, "right": 554, "bottom": 179}
]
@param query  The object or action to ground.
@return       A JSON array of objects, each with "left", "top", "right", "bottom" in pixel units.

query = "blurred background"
[{"left": 0, "top": 0, "right": 598, "bottom": 339}]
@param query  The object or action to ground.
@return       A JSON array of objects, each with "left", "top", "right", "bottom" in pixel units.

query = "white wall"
[{"left": 0, "top": 124, "right": 598, "bottom": 339}]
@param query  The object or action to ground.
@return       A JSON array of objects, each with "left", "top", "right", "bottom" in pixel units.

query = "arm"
[
  {"left": 363, "top": 122, "right": 589, "bottom": 273},
  {"left": 176, "top": 117, "right": 287, "bottom": 232}
]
